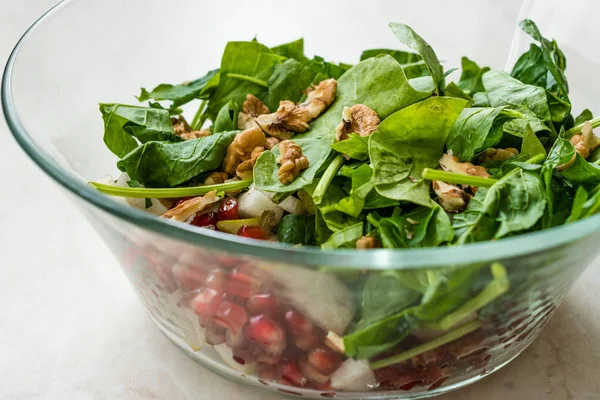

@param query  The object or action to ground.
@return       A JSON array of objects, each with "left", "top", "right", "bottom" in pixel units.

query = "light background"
[{"left": 1, "top": 1, "right": 600, "bottom": 399}]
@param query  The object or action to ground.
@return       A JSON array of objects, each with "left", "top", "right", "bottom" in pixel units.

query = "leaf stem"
[
  {"left": 566, "top": 116, "right": 600, "bottom": 136},
  {"left": 89, "top": 179, "right": 253, "bottom": 199},
  {"left": 190, "top": 100, "right": 207, "bottom": 131},
  {"left": 313, "top": 155, "right": 345, "bottom": 205},
  {"left": 366, "top": 214, "right": 380, "bottom": 228},
  {"left": 227, "top": 73, "right": 269, "bottom": 88},
  {"left": 422, "top": 169, "right": 498, "bottom": 188},
  {"left": 369, "top": 319, "right": 483, "bottom": 370}
]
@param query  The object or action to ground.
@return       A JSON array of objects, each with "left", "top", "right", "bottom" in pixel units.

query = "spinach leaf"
[
  {"left": 575, "top": 109, "right": 593, "bottom": 125},
  {"left": 540, "top": 137, "right": 576, "bottom": 227},
  {"left": 389, "top": 23, "right": 445, "bottom": 94},
  {"left": 566, "top": 186, "right": 589, "bottom": 223},
  {"left": 380, "top": 205, "right": 454, "bottom": 248},
  {"left": 370, "top": 97, "right": 468, "bottom": 206},
  {"left": 331, "top": 133, "right": 370, "bottom": 161},
  {"left": 445, "top": 82, "right": 472, "bottom": 101},
  {"left": 330, "top": 165, "right": 375, "bottom": 218},
  {"left": 520, "top": 124, "right": 547, "bottom": 159},
  {"left": 271, "top": 38, "right": 307, "bottom": 61},
  {"left": 213, "top": 100, "right": 239, "bottom": 133},
  {"left": 207, "top": 41, "right": 285, "bottom": 118},
  {"left": 546, "top": 90, "right": 571, "bottom": 123},
  {"left": 511, "top": 44, "right": 547, "bottom": 88},
  {"left": 446, "top": 107, "right": 509, "bottom": 161},
  {"left": 360, "top": 48, "right": 428, "bottom": 79},
  {"left": 311, "top": 56, "right": 351, "bottom": 80},
  {"left": 472, "top": 92, "right": 491, "bottom": 107},
  {"left": 254, "top": 55, "right": 432, "bottom": 193},
  {"left": 561, "top": 155, "right": 600, "bottom": 188},
  {"left": 457, "top": 56, "right": 490, "bottom": 95},
  {"left": 100, "top": 104, "right": 177, "bottom": 158},
  {"left": 117, "top": 130, "right": 237, "bottom": 187},
  {"left": 137, "top": 69, "right": 220, "bottom": 110},
  {"left": 320, "top": 222, "right": 364, "bottom": 249},
  {"left": 501, "top": 106, "right": 550, "bottom": 137},
  {"left": 126, "top": 179, "right": 152, "bottom": 209},
  {"left": 482, "top": 70, "right": 551, "bottom": 121},
  {"left": 277, "top": 214, "right": 316, "bottom": 245}
]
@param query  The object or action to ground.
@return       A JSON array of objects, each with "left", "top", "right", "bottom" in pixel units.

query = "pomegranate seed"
[
  {"left": 247, "top": 294, "right": 279, "bottom": 316},
  {"left": 191, "top": 288, "right": 224, "bottom": 319},
  {"left": 294, "top": 334, "right": 320, "bottom": 351},
  {"left": 205, "top": 322, "right": 226, "bottom": 345},
  {"left": 256, "top": 352, "right": 282, "bottom": 365},
  {"left": 172, "top": 264, "right": 208, "bottom": 291},
  {"left": 225, "top": 279, "right": 257, "bottom": 298},
  {"left": 307, "top": 348, "right": 342, "bottom": 375},
  {"left": 246, "top": 315, "right": 287, "bottom": 355},
  {"left": 281, "top": 362, "right": 307, "bottom": 387},
  {"left": 310, "top": 381, "right": 332, "bottom": 391},
  {"left": 299, "top": 359, "right": 329, "bottom": 384},
  {"left": 226, "top": 328, "right": 247, "bottom": 348},
  {"left": 191, "top": 211, "right": 218, "bottom": 228},
  {"left": 214, "top": 302, "right": 248, "bottom": 334},
  {"left": 257, "top": 364, "right": 281, "bottom": 381},
  {"left": 285, "top": 310, "right": 313, "bottom": 336},
  {"left": 205, "top": 269, "right": 227, "bottom": 290},
  {"left": 231, "top": 265, "right": 264, "bottom": 285},
  {"left": 237, "top": 225, "right": 269, "bottom": 240},
  {"left": 218, "top": 197, "right": 239, "bottom": 221}
]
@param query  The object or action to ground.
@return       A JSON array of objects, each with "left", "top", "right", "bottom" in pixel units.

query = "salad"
[{"left": 93, "top": 20, "right": 600, "bottom": 392}]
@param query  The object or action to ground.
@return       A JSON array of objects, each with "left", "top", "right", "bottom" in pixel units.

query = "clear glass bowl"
[{"left": 4, "top": 0, "right": 600, "bottom": 398}]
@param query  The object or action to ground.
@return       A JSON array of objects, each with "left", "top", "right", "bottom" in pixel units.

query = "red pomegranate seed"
[
  {"left": 285, "top": 310, "right": 313, "bottom": 336},
  {"left": 299, "top": 359, "right": 329, "bottom": 384},
  {"left": 281, "top": 362, "right": 307, "bottom": 387},
  {"left": 294, "top": 334, "right": 320, "bottom": 351},
  {"left": 214, "top": 301, "right": 248, "bottom": 334},
  {"left": 191, "top": 288, "right": 224, "bottom": 319},
  {"left": 307, "top": 348, "right": 342, "bottom": 375},
  {"left": 232, "top": 347, "right": 258, "bottom": 364},
  {"left": 225, "top": 279, "right": 257, "bottom": 298},
  {"left": 231, "top": 265, "right": 264, "bottom": 285},
  {"left": 218, "top": 197, "right": 239, "bottom": 221},
  {"left": 246, "top": 315, "right": 287, "bottom": 355},
  {"left": 172, "top": 264, "right": 208, "bottom": 291},
  {"left": 237, "top": 225, "right": 269, "bottom": 240},
  {"left": 256, "top": 352, "right": 282, "bottom": 365},
  {"left": 247, "top": 294, "right": 279, "bottom": 315},
  {"left": 257, "top": 364, "right": 282, "bottom": 381},
  {"left": 191, "top": 211, "right": 218, "bottom": 228},
  {"left": 226, "top": 328, "right": 247, "bottom": 348},
  {"left": 205, "top": 322, "right": 226, "bottom": 345},
  {"left": 205, "top": 269, "right": 227, "bottom": 290}
]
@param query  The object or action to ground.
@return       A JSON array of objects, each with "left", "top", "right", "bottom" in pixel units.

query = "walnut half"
[
  {"left": 558, "top": 121, "right": 600, "bottom": 171},
  {"left": 222, "top": 127, "right": 267, "bottom": 176},
  {"left": 335, "top": 104, "right": 380, "bottom": 142},
  {"left": 432, "top": 180, "right": 471, "bottom": 213},
  {"left": 356, "top": 236, "right": 379, "bottom": 250},
  {"left": 476, "top": 148, "right": 519, "bottom": 164},
  {"left": 238, "top": 94, "right": 270, "bottom": 130},
  {"left": 277, "top": 140, "right": 309, "bottom": 185},
  {"left": 171, "top": 116, "right": 211, "bottom": 140},
  {"left": 440, "top": 153, "right": 491, "bottom": 178}
]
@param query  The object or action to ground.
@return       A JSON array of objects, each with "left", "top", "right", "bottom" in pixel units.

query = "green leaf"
[
  {"left": 566, "top": 186, "right": 589, "bottom": 223},
  {"left": 331, "top": 133, "right": 370, "bottom": 161},
  {"left": 457, "top": 57, "right": 490, "bottom": 95},
  {"left": 561, "top": 154, "right": 600, "bottom": 188},
  {"left": 574, "top": 109, "right": 593, "bottom": 125},
  {"left": 310, "top": 55, "right": 351, "bottom": 80},
  {"left": 520, "top": 124, "right": 547, "bottom": 159},
  {"left": 277, "top": 214, "right": 316, "bottom": 245},
  {"left": 213, "top": 100, "right": 239, "bottom": 133},
  {"left": 117, "top": 130, "right": 237, "bottom": 187},
  {"left": 207, "top": 41, "right": 285, "bottom": 119},
  {"left": 483, "top": 70, "right": 551, "bottom": 121},
  {"left": 501, "top": 106, "right": 550, "bottom": 137},
  {"left": 446, "top": 107, "right": 509, "bottom": 162},
  {"left": 100, "top": 104, "right": 177, "bottom": 158},
  {"left": 389, "top": 23, "right": 445, "bottom": 94},
  {"left": 370, "top": 97, "right": 469, "bottom": 206},
  {"left": 360, "top": 48, "right": 428, "bottom": 79},
  {"left": 271, "top": 38, "right": 307, "bottom": 61},
  {"left": 330, "top": 165, "right": 376, "bottom": 218},
  {"left": 511, "top": 44, "right": 548, "bottom": 88},
  {"left": 126, "top": 179, "right": 152, "bottom": 208},
  {"left": 137, "top": 69, "right": 220, "bottom": 110},
  {"left": 541, "top": 137, "right": 576, "bottom": 227},
  {"left": 380, "top": 205, "right": 454, "bottom": 248},
  {"left": 320, "top": 222, "right": 364, "bottom": 249},
  {"left": 254, "top": 55, "right": 432, "bottom": 193},
  {"left": 445, "top": 82, "right": 472, "bottom": 101}
]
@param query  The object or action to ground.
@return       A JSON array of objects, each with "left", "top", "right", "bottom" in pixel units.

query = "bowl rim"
[{"left": 4, "top": 0, "right": 600, "bottom": 269}]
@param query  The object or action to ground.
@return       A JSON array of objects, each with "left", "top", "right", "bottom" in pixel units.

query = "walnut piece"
[
  {"left": 162, "top": 190, "right": 220, "bottom": 222},
  {"left": 433, "top": 180, "right": 472, "bottom": 213},
  {"left": 277, "top": 140, "right": 309, "bottom": 185},
  {"left": 440, "top": 153, "right": 491, "bottom": 178},
  {"left": 300, "top": 78, "right": 338, "bottom": 119},
  {"left": 204, "top": 172, "right": 229, "bottom": 185},
  {"left": 171, "top": 116, "right": 211, "bottom": 140},
  {"left": 222, "top": 127, "right": 268, "bottom": 176},
  {"left": 559, "top": 121, "right": 600, "bottom": 171},
  {"left": 236, "top": 146, "right": 265, "bottom": 180},
  {"left": 238, "top": 94, "right": 270, "bottom": 130},
  {"left": 335, "top": 104, "right": 380, "bottom": 142},
  {"left": 356, "top": 236, "right": 379, "bottom": 250},
  {"left": 476, "top": 148, "right": 519, "bottom": 164},
  {"left": 265, "top": 137, "right": 280, "bottom": 150}
]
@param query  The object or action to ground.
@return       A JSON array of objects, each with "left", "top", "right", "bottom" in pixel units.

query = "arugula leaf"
[
  {"left": 320, "top": 222, "right": 364, "bottom": 249},
  {"left": 370, "top": 97, "right": 468, "bottom": 206},
  {"left": 389, "top": 23, "right": 445, "bottom": 94},
  {"left": 277, "top": 214, "right": 316, "bottom": 245},
  {"left": 254, "top": 55, "right": 432, "bottom": 193},
  {"left": 446, "top": 107, "right": 509, "bottom": 162},
  {"left": 137, "top": 69, "right": 220, "bottom": 110},
  {"left": 207, "top": 41, "right": 285, "bottom": 118},
  {"left": 457, "top": 57, "right": 490, "bottom": 95},
  {"left": 271, "top": 38, "right": 307, "bottom": 61},
  {"left": 117, "top": 131, "right": 237, "bottom": 187},
  {"left": 331, "top": 133, "right": 370, "bottom": 161},
  {"left": 379, "top": 205, "right": 454, "bottom": 248},
  {"left": 213, "top": 100, "right": 239, "bottom": 133},
  {"left": 100, "top": 104, "right": 177, "bottom": 158}
]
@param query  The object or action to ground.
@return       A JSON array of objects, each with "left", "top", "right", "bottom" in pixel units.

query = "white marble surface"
[{"left": 2, "top": 1, "right": 600, "bottom": 399}]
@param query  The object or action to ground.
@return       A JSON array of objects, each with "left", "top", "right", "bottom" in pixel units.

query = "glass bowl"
[{"left": 4, "top": 0, "right": 600, "bottom": 398}]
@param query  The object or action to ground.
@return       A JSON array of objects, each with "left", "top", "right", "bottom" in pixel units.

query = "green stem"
[
  {"left": 421, "top": 263, "right": 509, "bottom": 331},
  {"left": 422, "top": 169, "right": 497, "bottom": 188},
  {"left": 366, "top": 214, "right": 380, "bottom": 229},
  {"left": 590, "top": 183, "right": 600, "bottom": 197},
  {"left": 190, "top": 100, "right": 207, "bottom": 131},
  {"left": 566, "top": 116, "right": 600, "bottom": 136},
  {"left": 369, "top": 319, "right": 483, "bottom": 370},
  {"left": 89, "top": 179, "right": 253, "bottom": 199},
  {"left": 313, "top": 155, "right": 345, "bottom": 205},
  {"left": 227, "top": 73, "right": 269, "bottom": 88}
]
